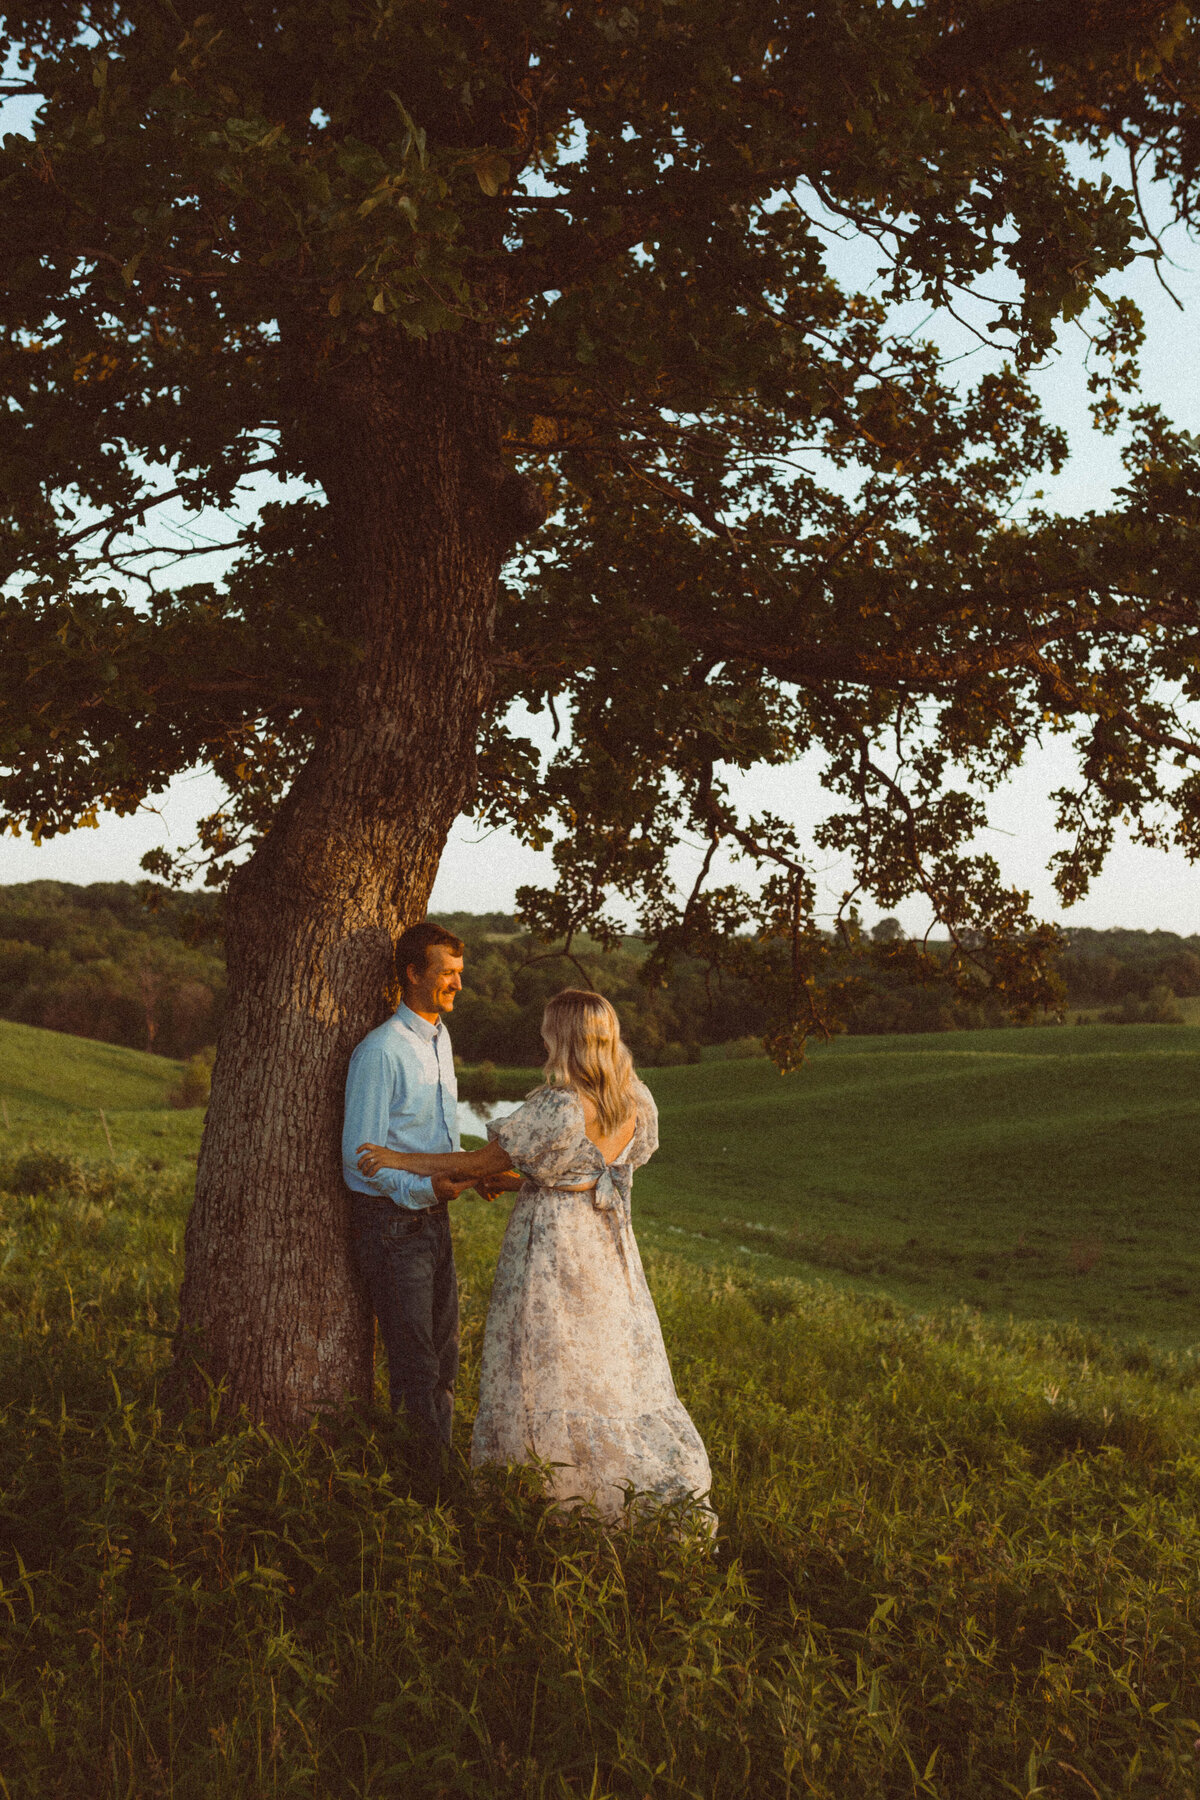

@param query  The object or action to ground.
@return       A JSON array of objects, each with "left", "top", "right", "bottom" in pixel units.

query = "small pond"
[{"left": 456, "top": 1097, "right": 522, "bottom": 1140}]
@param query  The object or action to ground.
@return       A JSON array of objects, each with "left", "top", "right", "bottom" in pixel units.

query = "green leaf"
[
  {"left": 386, "top": 92, "right": 427, "bottom": 168},
  {"left": 473, "top": 152, "right": 509, "bottom": 197}
]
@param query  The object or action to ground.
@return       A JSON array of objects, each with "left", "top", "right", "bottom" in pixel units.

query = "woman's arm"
[{"left": 356, "top": 1139, "right": 513, "bottom": 1181}]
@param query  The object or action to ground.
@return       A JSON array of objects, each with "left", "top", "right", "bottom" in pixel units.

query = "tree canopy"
[{"left": 4, "top": 1, "right": 1200, "bottom": 1061}]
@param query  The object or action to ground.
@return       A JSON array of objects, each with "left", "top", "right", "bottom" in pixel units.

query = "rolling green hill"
[
  {"left": 0, "top": 1019, "right": 204, "bottom": 1179},
  {"left": 0, "top": 1015, "right": 179, "bottom": 1114},
  {"left": 637, "top": 1026, "right": 1200, "bottom": 1343}
]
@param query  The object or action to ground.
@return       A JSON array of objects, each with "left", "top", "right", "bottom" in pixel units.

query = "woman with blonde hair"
[{"left": 357, "top": 988, "right": 714, "bottom": 1525}]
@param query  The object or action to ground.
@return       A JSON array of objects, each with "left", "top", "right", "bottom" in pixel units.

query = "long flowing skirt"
[{"left": 469, "top": 1186, "right": 715, "bottom": 1526}]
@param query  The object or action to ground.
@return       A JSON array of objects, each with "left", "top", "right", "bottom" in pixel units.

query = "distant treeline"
[
  {"left": 437, "top": 912, "right": 765, "bottom": 1067},
  {"left": 439, "top": 914, "right": 1200, "bottom": 1061},
  {"left": 1057, "top": 927, "right": 1200, "bottom": 1024},
  {"left": 0, "top": 882, "right": 223, "bottom": 1059},
  {"left": 0, "top": 885, "right": 1195, "bottom": 1062}
]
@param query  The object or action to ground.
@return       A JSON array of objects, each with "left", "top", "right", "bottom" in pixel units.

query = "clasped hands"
[
  {"left": 430, "top": 1172, "right": 520, "bottom": 1204},
  {"left": 356, "top": 1139, "right": 521, "bottom": 1204}
]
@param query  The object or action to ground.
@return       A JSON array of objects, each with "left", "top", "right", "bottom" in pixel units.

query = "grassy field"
[{"left": 2, "top": 1020, "right": 1200, "bottom": 1796}]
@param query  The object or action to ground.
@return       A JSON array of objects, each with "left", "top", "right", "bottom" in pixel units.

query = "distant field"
[
  {"left": 0, "top": 1019, "right": 203, "bottom": 1173},
  {"left": 633, "top": 1024, "right": 1200, "bottom": 1346},
  {"left": 2, "top": 1018, "right": 1198, "bottom": 1344},
  {"left": 0, "top": 1016, "right": 179, "bottom": 1114}
]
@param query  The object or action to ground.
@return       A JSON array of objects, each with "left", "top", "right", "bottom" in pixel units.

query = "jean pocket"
[{"left": 382, "top": 1211, "right": 426, "bottom": 1243}]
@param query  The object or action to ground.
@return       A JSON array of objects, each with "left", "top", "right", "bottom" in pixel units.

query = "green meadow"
[
  {"left": 634, "top": 1025, "right": 1200, "bottom": 1345},
  {"left": 2, "top": 1018, "right": 1200, "bottom": 1797}
]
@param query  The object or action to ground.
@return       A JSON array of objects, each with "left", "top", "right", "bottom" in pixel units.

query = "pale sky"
[{"left": 3, "top": 84, "right": 1200, "bottom": 937}]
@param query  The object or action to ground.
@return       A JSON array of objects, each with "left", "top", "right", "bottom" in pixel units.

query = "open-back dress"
[{"left": 470, "top": 1081, "right": 714, "bottom": 1526}]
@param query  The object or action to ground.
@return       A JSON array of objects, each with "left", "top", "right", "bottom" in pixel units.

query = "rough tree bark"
[{"left": 174, "top": 329, "right": 538, "bottom": 1428}]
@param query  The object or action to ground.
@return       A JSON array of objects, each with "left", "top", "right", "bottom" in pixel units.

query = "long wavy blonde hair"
[{"left": 540, "top": 989, "right": 638, "bottom": 1135}]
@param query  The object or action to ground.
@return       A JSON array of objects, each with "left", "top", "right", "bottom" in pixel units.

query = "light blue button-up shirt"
[{"left": 342, "top": 1002, "right": 460, "bottom": 1209}]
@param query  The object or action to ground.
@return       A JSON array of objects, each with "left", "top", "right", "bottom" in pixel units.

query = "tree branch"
[
  {"left": 645, "top": 584, "right": 1200, "bottom": 699},
  {"left": 1124, "top": 139, "right": 1185, "bottom": 310},
  {"left": 72, "top": 244, "right": 241, "bottom": 287},
  {"left": 57, "top": 461, "right": 284, "bottom": 554}
]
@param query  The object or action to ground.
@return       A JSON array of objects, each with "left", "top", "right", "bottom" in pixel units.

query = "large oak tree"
[{"left": 4, "top": 1, "right": 1200, "bottom": 1425}]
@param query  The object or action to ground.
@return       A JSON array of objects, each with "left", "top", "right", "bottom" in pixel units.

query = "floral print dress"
[{"left": 472, "top": 1081, "right": 714, "bottom": 1526}]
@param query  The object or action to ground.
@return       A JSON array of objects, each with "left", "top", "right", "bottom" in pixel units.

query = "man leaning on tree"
[{"left": 342, "top": 920, "right": 474, "bottom": 1485}]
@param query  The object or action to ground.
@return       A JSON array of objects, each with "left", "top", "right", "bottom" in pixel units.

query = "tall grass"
[{"left": 2, "top": 1139, "right": 1200, "bottom": 1797}]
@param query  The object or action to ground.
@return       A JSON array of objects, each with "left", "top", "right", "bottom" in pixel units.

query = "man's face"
[{"left": 405, "top": 945, "right": 464, "bottom": 1018}]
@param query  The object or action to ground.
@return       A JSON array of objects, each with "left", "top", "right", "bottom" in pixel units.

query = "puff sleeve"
[
  {"left": 628, "top": 1082, "right": 659, "bottom": 1170},
  {"left": 486, "top": 1087, "right": 584, "bottom": 1187}
]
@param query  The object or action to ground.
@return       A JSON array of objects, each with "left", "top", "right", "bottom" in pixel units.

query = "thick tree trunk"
[{"left": 174, "top": 330, "right": 518, "bottom": 1428}]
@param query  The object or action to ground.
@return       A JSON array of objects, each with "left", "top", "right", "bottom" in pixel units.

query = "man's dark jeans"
[{"left": 351, "top": 1195, "right": 459, "bottom": 1450}]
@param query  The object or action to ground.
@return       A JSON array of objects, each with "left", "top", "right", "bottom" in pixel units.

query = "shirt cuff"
[
  {"left": 360, "top": 1165, "right": 438, "bottom": 1208},
  {"left": 395, "top": 1175, "right": 437, "bottom": 1208}
]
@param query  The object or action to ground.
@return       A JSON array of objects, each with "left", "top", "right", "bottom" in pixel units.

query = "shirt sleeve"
[
  {"left": 486, "top": 1087, "right": 583, "bottom": 1186},
  {"left": 342, "top": 1041, "right": 437, "bottom": 1210}
]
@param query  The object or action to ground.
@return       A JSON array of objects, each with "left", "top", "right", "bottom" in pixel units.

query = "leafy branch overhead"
[{"left": 4, "top": 1, "right": 1200, "bottom": 1059}]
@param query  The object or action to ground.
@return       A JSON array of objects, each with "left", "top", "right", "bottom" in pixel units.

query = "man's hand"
[
  {"left": 358, "top": 1141, "right": 403, "bottom": 1178},
  {"left": 473, "top": 1170, "right": 523, "bottom": 1202},
  {"left": 431, "top": 1175, "right": 477, "bottom": 1204}
]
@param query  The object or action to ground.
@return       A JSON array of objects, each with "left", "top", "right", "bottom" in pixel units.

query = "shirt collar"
[{"left": 394, "top": 1001, "right": 442, "bottom": 1044}]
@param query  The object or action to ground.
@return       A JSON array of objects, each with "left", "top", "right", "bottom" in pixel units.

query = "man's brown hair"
[{"left": 394, "top": 920, "right": 465, "bottom": 988}]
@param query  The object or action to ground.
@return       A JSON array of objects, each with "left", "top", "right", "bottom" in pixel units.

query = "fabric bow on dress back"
[{"left": 588, "top": 1158, "right": 633, "bottom": 1212}]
